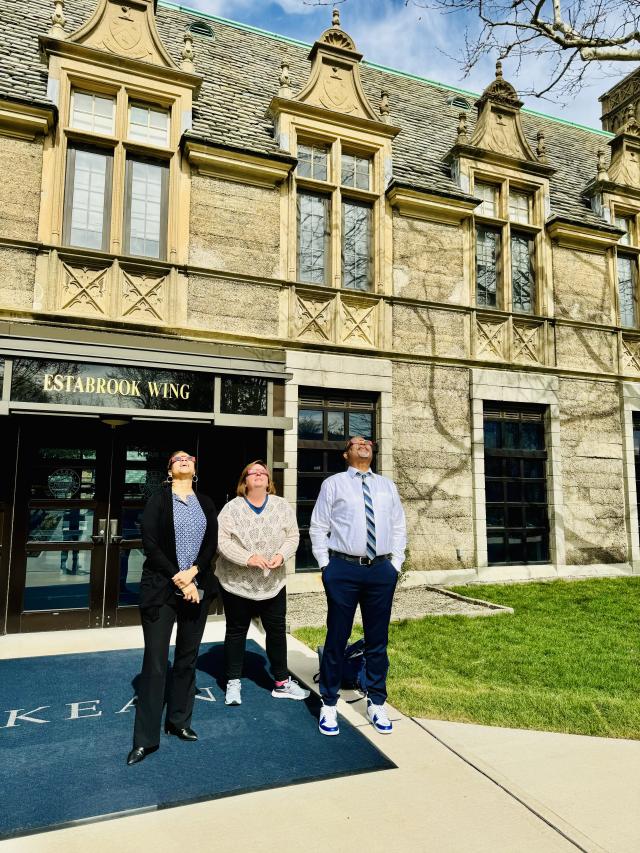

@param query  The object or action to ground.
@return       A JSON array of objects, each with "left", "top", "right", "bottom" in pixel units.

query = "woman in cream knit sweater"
[{"left": 216, "top": 459, "right": 309, "bottom": 705}]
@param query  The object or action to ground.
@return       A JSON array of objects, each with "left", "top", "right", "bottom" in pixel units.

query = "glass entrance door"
[{"left": 8, "top": 419, "right": 200, "bottom": 632}]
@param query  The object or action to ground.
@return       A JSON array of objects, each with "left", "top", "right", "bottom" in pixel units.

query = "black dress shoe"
[
  {"left": 126, "top": 745, "right": 158, "bottom": 765},
  {"left": 164, "top": 721, "right": 198, "bottom": 741}
]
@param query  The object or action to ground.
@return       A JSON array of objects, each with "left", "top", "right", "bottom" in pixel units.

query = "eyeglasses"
[
  {"left": 247, "top": 469, "right": 268, "bottom": 477},
  {"left": 347, "top": 440, "right": 375, "bottom": 449},
  {"left": 170, "top": 455, "right": 196, "bottom": 464}
]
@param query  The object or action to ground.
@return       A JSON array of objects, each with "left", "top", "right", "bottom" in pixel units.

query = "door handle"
[
  {"left": 91, "top": 518, "right": 107, "bottom": 545},
  {"left": 109, "top": 518, "right": 123, "bottom": 545}
]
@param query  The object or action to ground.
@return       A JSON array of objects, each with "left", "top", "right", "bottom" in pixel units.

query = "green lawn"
[{"left": 293, "top": 577, "right": 640, "bottom": 739}]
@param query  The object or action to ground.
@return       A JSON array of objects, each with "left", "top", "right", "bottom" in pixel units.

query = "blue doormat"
[{"left": 0, "top": 641, "right": 394, "bottom": 839}]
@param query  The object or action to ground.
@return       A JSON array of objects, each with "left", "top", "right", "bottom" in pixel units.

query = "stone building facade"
[{"left": 1, "top": 0, "right": 639, "bottom": 633}]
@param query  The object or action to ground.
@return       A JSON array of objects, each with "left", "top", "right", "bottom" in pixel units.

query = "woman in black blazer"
[{"left": 127, "top": 450, "right": 218, "bottom": 766}]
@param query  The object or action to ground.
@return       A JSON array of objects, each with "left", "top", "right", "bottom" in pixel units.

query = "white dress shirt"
[{"left": 309, "top": 467, "right": 407, "bottom": 572}]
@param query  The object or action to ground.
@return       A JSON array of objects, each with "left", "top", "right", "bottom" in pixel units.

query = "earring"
[
  {"left": 192, "top": 474, "right": 199, "bottom": 483},
  {"left": 166, "top": 473, "right": 173, "bottom": 483}
]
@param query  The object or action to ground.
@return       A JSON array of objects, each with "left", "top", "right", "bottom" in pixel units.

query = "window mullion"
[
  {"left": 332, "top": 140, "right": 341, "bottom": 288},
  {"left": 502, "top": 222, "right": 512, "bottom": 312}
]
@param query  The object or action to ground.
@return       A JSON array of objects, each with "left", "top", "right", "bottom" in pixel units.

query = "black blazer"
[{"left": 139, "top": 483, "right": 218, "bottom": 611}]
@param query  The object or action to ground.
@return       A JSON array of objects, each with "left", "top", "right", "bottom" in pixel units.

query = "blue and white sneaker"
[
  {"left": 367, "top": 699, "right": 393, "bottom": 734},
  {"left": 318, "top": 704, "right": 339, "bottom": 736}
]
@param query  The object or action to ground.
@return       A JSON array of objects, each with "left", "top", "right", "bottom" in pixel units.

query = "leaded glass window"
[
  {"left": 475, "top": 182, "right": 499, "bottom": 217},
  {"left": 70, "top": 91, "right": 115, "bottom": 135},
  {"left": 342, "top": 200, "right": 371, "bottom": 291},
  {"left": 618, "top": 255, "right": 636, "bottom": 327},
  {"left": 615, "top": 215, "right": 633, "bottom": 246},
  {"left": 297, "top": 191, "right": 330, "bottom": 284},
  {"left": 511, "top": 232, "right": 534, "bottom": 313},
  {"left": 341, "top": 153, "right": 370, "bottom": 190},
  {"left": 508, "top": 191, "right": 531, "bottom": 224},
  {"left": 297, "top": 143, "right": 328, "bottom": 181},
  {"left": 476, "top": 226, "right": 500, "bottom": 307},
  {"left": 65, "top": 148, "right": 112, "bottom": 251},
  {"left": 124, "top": 159, "right": 168, "bottom": 259},
  {"left": 128, "top": 103, "right": 170, "bottom": 146}
]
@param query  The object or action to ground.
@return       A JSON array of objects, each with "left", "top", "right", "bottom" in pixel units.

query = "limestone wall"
[
  {"left": 552, "top": 246, "right": 612, "bottom": 324},
  {"left": 187, "top": 274, "right": 280, "bottom": 337},
  {"left": 555, "top": 325, "right": 617, "bottom": 373},
  {"left": 392, "top": 304, "right": 467, "bottom": 359},
  {"left": 0, "top": 137, "right": 42, "bottom": 241},
  {"left": 392, "top": 214, "right": 466, "bottom": 303},
  {"left": 0, "top": 247, "right": 35, "bottom": 310},
  {"left": 392, "top": 362, "right": 474, "bottom": 571},
  {"left": 189, "top": 175, "right": 281, "bottom": 279},
  {"left": 558, "top": 378, "right": 627, "bottom": 565}
]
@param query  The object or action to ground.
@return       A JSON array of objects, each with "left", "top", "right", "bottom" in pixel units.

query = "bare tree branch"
[{"left": 303, "top": 0, "right": 639, "bottom": 99}]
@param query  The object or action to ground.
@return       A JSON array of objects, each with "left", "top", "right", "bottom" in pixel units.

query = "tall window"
[
  {"left": 614, "top": 212, "right": 639, "bottom": 328},
  {"left": 296, "top": 391, "right": 376, "bottom": 570},
  {"left": 298, "top": 192, "right": 330, "bottom": 284},
  {"left": 474, "top": 179, "right": 540, "bottom": 314},
  {"left": 124, "top": 159, "right": 168, "bottom": 259},
  {"left": 483, "top": 404, "right": 549, "bottom": 565},
  {"left": 295, "top": 137, "right": 376, "bottom": 291},
  {"left": 64, "top": 148, "right": 113, "bottom": 251},
  {"left": 63, "top": 87, "right": 172, "bottom": 259}
]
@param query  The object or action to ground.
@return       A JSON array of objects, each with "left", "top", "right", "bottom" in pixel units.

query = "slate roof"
[{"left": 3, "top": 0, "right": 618, "bottom": 231}]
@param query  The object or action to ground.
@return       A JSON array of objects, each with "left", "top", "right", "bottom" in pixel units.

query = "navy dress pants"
[{"left": 320, "top": 555, "right": 398, "bottom": 707}]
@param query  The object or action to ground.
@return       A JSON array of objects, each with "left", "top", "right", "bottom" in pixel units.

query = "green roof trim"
[{"left": 157, "top": 0, "right": 613, "bottom": 139}]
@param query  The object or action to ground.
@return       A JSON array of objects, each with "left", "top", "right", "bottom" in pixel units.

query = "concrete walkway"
[{"left": 1, "top": 622, "right": 637, "bottom": 853}]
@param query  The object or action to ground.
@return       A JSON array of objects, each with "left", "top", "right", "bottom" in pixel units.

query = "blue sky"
[{"left": 172, "top": 0, "right": 634, "bottom": 131}]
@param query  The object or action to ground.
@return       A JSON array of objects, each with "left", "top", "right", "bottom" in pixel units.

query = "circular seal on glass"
[{"left": 48, "top": 468, "right": 81, "bottom": 499}]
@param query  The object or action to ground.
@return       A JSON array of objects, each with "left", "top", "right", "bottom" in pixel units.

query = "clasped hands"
[
  {"left": 247, "top": 553, "right": 284, "bottom": 571},
  {"left": 172, "top": 566, "right": 200, "bottom": 603}
]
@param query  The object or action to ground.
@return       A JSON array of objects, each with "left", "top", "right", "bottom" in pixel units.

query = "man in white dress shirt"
[{"left": 309, "top": 436, "right": 407, "bottom": 736}]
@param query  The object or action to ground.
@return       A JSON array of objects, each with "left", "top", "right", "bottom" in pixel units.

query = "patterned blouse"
[
  {"left": 172, "top": 492, "right": 207, "bottom": 572},
  {"left": 215, "top": 496, "right": 299, "bottom": 600}
]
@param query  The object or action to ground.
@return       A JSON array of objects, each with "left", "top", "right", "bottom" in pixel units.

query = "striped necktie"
[{"left": 357, "top": 472, "right": 377, "bottom": 560}]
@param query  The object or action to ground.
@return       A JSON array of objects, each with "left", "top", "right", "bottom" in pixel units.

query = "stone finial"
[
  {"left": 332, "top": 7, "right": 340, "bottom": 28},
  {"left": 379, "top": 90, "right": 390, "bottom": 123},
  {"left": 456, "top": 110, "right": 468, "bottom": 143},
  {"left": 495, "top": 59, "right": 503, "bottom": 79},
  {"left": 536, "top": 130, "right": 547, "bottom": 163},
  {"left": 181, "top": 30, "right": 195, "bottom": 72},
  {"left": 596, "top": 149, "right": 610, "bottom": 182},
  {"left": 279, "top": 59, "right": 293, "bottom": 98},
  {"left": 48, "top": 0, "right": 66, "bottom": 38}
]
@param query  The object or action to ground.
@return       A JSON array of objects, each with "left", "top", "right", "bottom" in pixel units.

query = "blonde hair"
[{"left": 236, "top": 459, "right": 276, "bottom": 497}]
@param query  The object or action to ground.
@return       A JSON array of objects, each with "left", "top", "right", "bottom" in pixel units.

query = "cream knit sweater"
[{"left": 215, "top": 495, "right": 299, "bottom": 600}]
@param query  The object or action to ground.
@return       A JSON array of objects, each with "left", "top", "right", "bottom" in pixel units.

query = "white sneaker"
[
  {"left": 225, "top": 679, "right": 242, "bottom": 706},
  {"left": 318, "top": 704, "right": 339, "bottom": 736},
  {"left": 271, "top": 677, "right": 310, "bottom": 700},
  {"left": 367, "top": 699, "right": 392, "bottom": 734}
]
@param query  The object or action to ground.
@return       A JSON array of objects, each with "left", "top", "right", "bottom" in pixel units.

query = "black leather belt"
[{"left": 329, "top": 550, "right": 392, "bottom": 566}]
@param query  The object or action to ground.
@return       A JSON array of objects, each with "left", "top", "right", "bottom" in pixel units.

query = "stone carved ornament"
[
  {"left": 468, "top": 61, "right": 538, "bottom": 163},
  {"left": 292, "top": 8, "right": 380, "bottom": 122},
  {"left": 55, "top": 0, "right": 180, "bottom": 70},
  {"left": 608, "top": 105, "right": 640, "bottom": 190}
]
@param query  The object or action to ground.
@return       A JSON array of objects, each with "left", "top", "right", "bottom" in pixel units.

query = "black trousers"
[
  {"left": 320, "top": 556, "right": 398, "bottom": 706},
  {"left": 133, "top": 596, "right": 209, "bottom": 748},
  {"left": 221, "top": 586, "right": 288, "bottom": 682}
]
